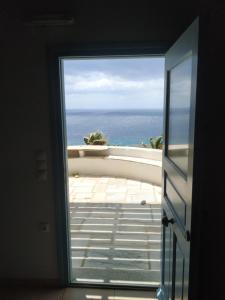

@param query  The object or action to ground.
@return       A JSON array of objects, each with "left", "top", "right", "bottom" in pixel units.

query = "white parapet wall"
[{"left": 67, "top": 146, "right": 162, "bottom": 186}]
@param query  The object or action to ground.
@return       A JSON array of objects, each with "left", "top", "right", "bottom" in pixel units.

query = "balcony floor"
[{"left": 68, "top": 176, "right": 161, "bottom": 287}]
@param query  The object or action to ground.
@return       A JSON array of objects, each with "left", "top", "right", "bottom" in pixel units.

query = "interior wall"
[
  {"left": 192, "top": 10, "right": 225, "bottom": 299},
  {"left": 0, "top": 0, "right": 207, "bottom": 281}
]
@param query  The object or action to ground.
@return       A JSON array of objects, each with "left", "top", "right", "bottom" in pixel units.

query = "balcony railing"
[{"left": 67, "top": 146, "right": 162, "bottom": 186}]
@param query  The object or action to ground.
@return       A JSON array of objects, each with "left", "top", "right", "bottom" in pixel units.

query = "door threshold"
[{"left": 68, "top": 282, "right": 159, "bottom": 291}]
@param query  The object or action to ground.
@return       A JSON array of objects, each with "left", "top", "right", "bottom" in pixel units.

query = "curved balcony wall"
[{"left": 67, "top": 146, "right": 162, "bottom": 186}]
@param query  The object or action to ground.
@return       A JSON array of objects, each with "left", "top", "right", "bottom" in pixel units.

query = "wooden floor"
[
  {"left": 69, "top": 176, "right": 162, "bottom": 287},
  {"left": 0, "top": 287, "right": 157, "bottom": 300}
]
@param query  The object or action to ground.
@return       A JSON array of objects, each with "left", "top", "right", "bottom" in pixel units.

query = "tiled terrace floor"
[{"left": 68, "top": 176, "right": 161, "bottom": 287}]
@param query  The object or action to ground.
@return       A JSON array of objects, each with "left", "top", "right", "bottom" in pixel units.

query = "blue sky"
[{"left": 63, "top": 57, "right": 165, "bottom": 110}]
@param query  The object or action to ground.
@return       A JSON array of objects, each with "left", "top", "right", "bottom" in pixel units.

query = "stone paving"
[
  {"left": 68, "top": 176, "right": 162, "bottom": 287},
  {"left": 68, "top": 176, "right": 161, "bottom": 204}
]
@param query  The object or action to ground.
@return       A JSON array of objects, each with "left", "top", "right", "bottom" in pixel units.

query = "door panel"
[
  {"left": 174, "top": 236, "right": 184, "bottom": 300},
  {"left": 165, "top": 177, "right": 186, "bottom": 227},
  {"left": 167, "top": 55, "right": 192, "bottom": 176},
  {"left": 158, "top": 18, "right": 198, "bottom": 300}
]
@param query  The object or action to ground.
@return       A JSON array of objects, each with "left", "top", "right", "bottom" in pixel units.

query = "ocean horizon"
[{"left": 65, "top": 109, "right": 163, "bottom": 146}]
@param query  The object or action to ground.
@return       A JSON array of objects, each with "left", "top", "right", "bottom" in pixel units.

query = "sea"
[{"left": 65, "top": 109, "right": 163, "bottom": 146}]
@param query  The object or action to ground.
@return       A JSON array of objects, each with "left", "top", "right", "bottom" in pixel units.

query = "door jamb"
[{"left": 47, "top": 42, "right": 169, "bottom": 288}]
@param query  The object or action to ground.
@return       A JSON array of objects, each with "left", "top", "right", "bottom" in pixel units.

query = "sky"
[{"left": 63, "top": 57, "right": 165, "bottom": 110}]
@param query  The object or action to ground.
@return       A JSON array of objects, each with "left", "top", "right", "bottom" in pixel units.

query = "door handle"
[{"left": 162, "top": 216, "right": 174, "bottom": 227}]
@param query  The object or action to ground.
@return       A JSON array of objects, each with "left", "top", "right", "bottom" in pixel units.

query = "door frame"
[{"left": 47, "top": 42, "right": 169, "bottom": 288}]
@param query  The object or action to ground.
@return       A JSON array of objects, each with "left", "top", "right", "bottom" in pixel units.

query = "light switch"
[
  {"left": 36, "top": 170, "right": 47, "bottom": 181},
  {"left": 36, "top": 151, "right": 47, "bottom": 161},
  {"left": 35, "top": 150, "right": 48, "bottom": 181},
  {"left": 36, "top": 160, "right": 47, "bottom": 170}
]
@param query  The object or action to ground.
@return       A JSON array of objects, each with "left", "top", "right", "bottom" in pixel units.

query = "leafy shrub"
[
  {"left": 84, "top": 131, "right": 107, "bottom": 145},
  {"left": 149, "top": 135, "right": 163, "bottom": 149}
]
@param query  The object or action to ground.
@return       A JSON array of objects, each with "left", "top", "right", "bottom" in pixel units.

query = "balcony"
[
  {"left": 68, "top": 146, "right": 162, "bottom": 186},
  {"left": 67, "top": 146, "right": 162, "bottom": 286}
]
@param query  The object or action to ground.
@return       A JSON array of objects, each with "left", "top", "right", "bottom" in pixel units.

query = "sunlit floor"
[
  {"left": 0, "top": 287, "right": 157, "bottom": 300},
  {"left": 69, "top": 176, "right": 161, "bottom": 287}
]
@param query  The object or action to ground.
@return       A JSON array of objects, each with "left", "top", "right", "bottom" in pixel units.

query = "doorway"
[{"left": 61, "top": 57, "right": 164, "bottom": 287}]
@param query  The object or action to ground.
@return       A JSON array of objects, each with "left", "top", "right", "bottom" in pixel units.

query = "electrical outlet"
[{"left": 39, "top": 222, "right": 50, "bottom": 232}]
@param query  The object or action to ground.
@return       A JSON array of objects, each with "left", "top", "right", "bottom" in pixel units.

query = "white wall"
[
  {"left": 67, "top": 147, "right": 162, "bottom": 185},
  {"left": 108, "top": 146, "right": 162, "bottom": 161}
]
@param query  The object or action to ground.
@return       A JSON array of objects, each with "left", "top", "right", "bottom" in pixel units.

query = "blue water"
[{"left": 65, "top": 109, "right": 163, "bottom": 146}]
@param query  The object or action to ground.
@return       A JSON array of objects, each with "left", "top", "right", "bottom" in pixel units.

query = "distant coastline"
[{"left": 66, "top": 108, "right": 163, "bottom": 115}]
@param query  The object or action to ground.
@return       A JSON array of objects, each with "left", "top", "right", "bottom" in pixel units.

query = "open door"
[{"left": 157, "top": 19, "right": 198, "bottom": 299}]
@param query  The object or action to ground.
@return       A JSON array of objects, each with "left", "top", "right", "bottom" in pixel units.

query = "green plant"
[
  {"left": 149, "top": 135, "right": 163, "bottom": 149},
  {"left": 84, "top": 131, "right": 107, "bottom": 145}
]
